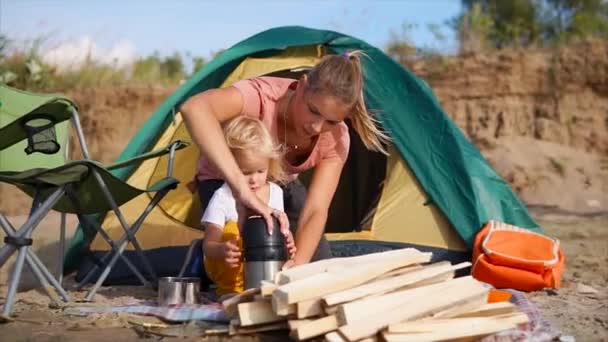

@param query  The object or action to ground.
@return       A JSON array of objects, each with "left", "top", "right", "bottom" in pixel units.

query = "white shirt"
[{"left": 201, "top": 182, "right": 284, "bottom": 230}]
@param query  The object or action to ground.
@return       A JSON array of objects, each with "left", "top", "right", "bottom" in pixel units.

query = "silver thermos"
[{"left": 242, "top": 216, "right": 287, "bottom": 289}]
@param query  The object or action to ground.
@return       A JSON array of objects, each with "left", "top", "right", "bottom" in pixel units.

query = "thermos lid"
[{"left": 241, "top": 216, "right": 287, "bottom": 262}]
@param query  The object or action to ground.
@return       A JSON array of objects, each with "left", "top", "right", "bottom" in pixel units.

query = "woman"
[{"left": 180, "top": 51, "right": 389, "bottom": 267}]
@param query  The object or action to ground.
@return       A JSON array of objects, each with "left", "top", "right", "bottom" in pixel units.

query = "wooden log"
[
  {"left": 277, "top": 248, "right": 430, "bottom": 284},
  {"left": 237, "top": 301, "right": 284, "bottom": 326},
  {"left": 274, "top": 251, "right": 432, "bottom": 304},
  {"left": 324, "top": 304, "right": 339, "bottom": 315},
  {"left": 387, "top": 312, "right": 529, "bottom": 333},
  {"left": 291, "top": 315, "right": 339, "bottom": 341},
  {"left": 229, "top": 321, "right": 288, "bottom": 335},
  {"left": 222, "top": 288, "right": 260, "bottom": 317},
  {"left": 375, "top": 264, "right": 422, "bottom": 280},
  {"left": 253, "top": 294, "right": 266, "bottom": 302},
  {"left": 432, "top": 291, "right": 488, "bottom": 318},
  {"left": 324, "top": 331, "right": 347, "bottom": 342},
  {"left": 454, "top": 302, "right": 517, "bottom": 318},
  {"left": 338, "top": 277, "right": 488, "bottom": 341},
  {"left": 297, "top": 298, "right": 323, "bottom": 319},
  {"left": 382, "top": 313, "right": 529, "bottom": 341},
  {"left": 323, "top": 261, "right": 469, "bottom": 307},
  {"left": 336, "top": 276, "right": 463, "bottom": 325},
  {"left": 288, "top": 318, "right": 314, "bottom": 331},
  {"left": 272, "top": 294, "right": 296, "bottom": 316},
  {"left": 260, "top": 280, "right": 277, "bottom": 297}
]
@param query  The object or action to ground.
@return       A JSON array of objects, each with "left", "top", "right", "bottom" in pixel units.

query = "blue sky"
[{"left": 1, "top": 0, "right": 462, "bottom": 68}]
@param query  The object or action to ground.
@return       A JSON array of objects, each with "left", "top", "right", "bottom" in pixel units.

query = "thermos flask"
[{"left": 241, "top": 216, "right": 287, "bottom": 289}]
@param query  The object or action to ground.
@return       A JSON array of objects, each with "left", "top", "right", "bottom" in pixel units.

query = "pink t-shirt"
[{"left": 196, "top": 76, "right": 350, "bottom": 182}]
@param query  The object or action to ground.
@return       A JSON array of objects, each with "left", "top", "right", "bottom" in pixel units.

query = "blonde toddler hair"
[
  {"left": 224, "top": 116, "right": 285, "bottom": 183},
  {"left": 306, "top": 50, "right": 390, "bottom": 154}
]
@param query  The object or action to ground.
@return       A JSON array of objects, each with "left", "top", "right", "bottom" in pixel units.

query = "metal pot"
[{"left": 158, "top": 277, "right": 200, "bottom": 306}]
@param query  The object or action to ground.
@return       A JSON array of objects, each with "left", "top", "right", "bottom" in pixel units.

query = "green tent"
[{"left": 68, "top": 26, "right": 540, "bottom": 281}]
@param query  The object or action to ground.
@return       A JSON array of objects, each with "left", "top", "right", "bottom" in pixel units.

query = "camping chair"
[{"left": 0, "top": 85, "right": 188, "bottom": 317}]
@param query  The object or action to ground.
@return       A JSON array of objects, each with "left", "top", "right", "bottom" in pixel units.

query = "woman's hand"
[
  {"left": 222, "top": 239, "right": 242, "bottom": 268},
  {"left": 276, "top": 213, "right": 296, "bottom": 259},
  {"left": 233, "top": 182, "right": 288, "bottom": 235}
]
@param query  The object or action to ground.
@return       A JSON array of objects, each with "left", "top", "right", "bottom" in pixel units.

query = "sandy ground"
[{"left": 0, "top": 210, "right": 607, "bottom": 341}]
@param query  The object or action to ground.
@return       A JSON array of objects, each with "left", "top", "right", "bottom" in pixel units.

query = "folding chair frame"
[
  {"left": 1, "top": 105, "right": 183, "bottom": 316},
  {"left": 74, "top": 142, "right": 181, "bottom": 301},
  {"left": 0, "top": 187, "right": 69, "bottom": 317}
]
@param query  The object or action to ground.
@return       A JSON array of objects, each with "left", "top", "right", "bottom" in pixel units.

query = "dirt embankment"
[
  {"left": 412, "top": 39, "right": 608, "bottom": 214},
  {"left": 1, "top": 40, "right": 607, "bottom": 215}
]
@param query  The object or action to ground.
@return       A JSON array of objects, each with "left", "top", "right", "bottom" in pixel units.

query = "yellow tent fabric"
[{"left": 326, "top": 146, "right": 467, "bottom": 251}]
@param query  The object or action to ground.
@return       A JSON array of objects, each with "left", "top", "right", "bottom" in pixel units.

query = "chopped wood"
[
  {"left": 222, "top": 250, "right": 528, "bottom": 341},
  {"left": 271, "top": 294, "right": 296, "bottom": 316},
  {"left": 237, "top": 301, "right": 283, "bottom": 326},
  {"left": 296, "top": 298, "right": 323, "bottom": 319},
  {"left": 324, "top": 331, "right": 348, "bottom": 342},
  {"left": 324, "top": 304, "right": 339, "bottom": 315},
  {"left": 432, "top": 291, "right": 488, "bottom": 318},
  {"left": 375, "top": 264, "right": 423, "bottom": 279},
  {"left": 336, "top": 276, "right": 467, "bottom": 325},
  {"left": 274, "top": 251, "right": 432, "bottom": 304},
  {"left": 277, "top": 248, "right": 430, "bottom": 284},
  {"left": 260, "top": 280, "right": 277, "bottom": 297},
  {"left": 291, "top": 315, "right": 339, "bottom": 341},
  {"left": 253, "top": 294, "right": 266, "bottom": 302},
  {"left": 323, "top": 261, "right": 469, "bottom": 307},
  {"left": 222, "top": 288, "right": 260, "bottom": 317},
  {"left": 454, "top": 302, "right": 517, "bottom": 318},
  {"left": 288, "top": 319, "right": 314, "bottom": 330},
  {"left": 388, "top": 312, "right": 529, "bottom": 333},
  {"left": 229, "top": 321, "right": 288, "bottom": 335},
  {"left": 204, "top": 326, "right": 230, "bottom": 335},
  {"left": 338, "top": 277, "right": 488, "bottom": 340},
  {"left": 382, "top": 313, "right": 529, "bottom": 341}
]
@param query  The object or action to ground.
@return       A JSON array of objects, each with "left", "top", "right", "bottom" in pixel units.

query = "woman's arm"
[
  {"left": 180, "top": 88, "right": 246, "bottom": 190},
  {"left": 292, "top": 158, "right": 345, "bottom": 264},
  {"left": 180, "top": 88, "right": 276, "bottom": 230}
]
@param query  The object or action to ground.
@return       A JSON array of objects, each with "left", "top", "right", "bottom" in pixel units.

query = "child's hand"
[{"left": 222, "top": 239, "right": 242, "bottom": 268}]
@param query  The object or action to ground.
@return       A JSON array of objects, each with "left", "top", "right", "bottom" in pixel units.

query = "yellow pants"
[{"left": 203, "top": 221, "right": 244, "bottom": 296}]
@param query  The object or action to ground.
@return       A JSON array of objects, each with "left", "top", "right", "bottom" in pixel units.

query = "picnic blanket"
[{"left": 65, "top": 302, "right": 229, "bottom": 323}]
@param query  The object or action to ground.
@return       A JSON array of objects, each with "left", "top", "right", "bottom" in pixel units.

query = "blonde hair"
[
  {"left": 224, "top": 116, "right": 285, "bottom": 183},
  {"left": 306, "top": 50, "right": 391, "bottom": 155}
]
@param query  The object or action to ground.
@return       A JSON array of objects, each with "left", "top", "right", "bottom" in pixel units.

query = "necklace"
[{"left": 282, "top": 92, "right": 298, "bottom": 150}]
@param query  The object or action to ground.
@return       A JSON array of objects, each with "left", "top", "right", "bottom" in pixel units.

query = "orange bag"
[{"left": 472, "top": 220, "right": 565, "bottom": 292}]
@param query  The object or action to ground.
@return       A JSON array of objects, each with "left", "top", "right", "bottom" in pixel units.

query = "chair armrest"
[{"left": 105, "top": 140, "right": 189, "bottom": 171}]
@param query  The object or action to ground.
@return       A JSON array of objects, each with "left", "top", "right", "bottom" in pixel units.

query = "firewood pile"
[{"left": 221, "top": 248, "right": 529, "bottom": 341}]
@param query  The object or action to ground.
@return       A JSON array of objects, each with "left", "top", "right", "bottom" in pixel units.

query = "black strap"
[{"left": 4, "top": 236, "right": 33, "bottom": 247}]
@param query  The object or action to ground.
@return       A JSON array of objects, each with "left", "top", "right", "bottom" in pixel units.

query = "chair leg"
[
  {"left": 0, "top": 217, "right": 70, "bottom": 303},
  {"left": 2, "top": 245, "right": 28, "bottom": 317},
  {"left": 83, "top": 189, "right": 169, "bottom": 301},
  {"left": 0, "top": 188, "right": 65, "bottom": 267},
  {"left": 23, "top": 251, "right": 62, "bottom": 304},
  {"left": 25, "top": 249, "right": 70, "bottom": 302},
  {"left": 93, "top": 173, "right": 160, "bottom": 282},
  {"left": 0, "top": 188, "right": 66, "bottom": 317},
  {"left": 73, "top": 213, "right": 149, "bottom": 290},
  {"left": 58, "top": 212, "right": 66, "bottom": 286}
]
